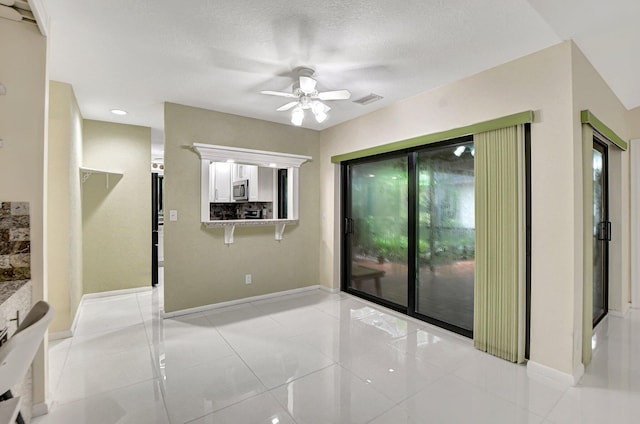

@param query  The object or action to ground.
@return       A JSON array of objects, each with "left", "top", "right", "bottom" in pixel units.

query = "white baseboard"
[
  {"left": 163, "top": 285, "right": 322, "bottom": 318},
  {"left": 48, "top": 330, "right": 73, "bottom": 341},
  {"left": 608, "top": 308, "right": 630, "bottom": 318},
  {"left": 48, "top": 286, "right": 152, "bottom": 340},
  {"left": 32, "top": 401, "right": 49, "bottom": 417},
  {"left": 82, "top": 286, "right": 151, "bottom": 301},
  {"left": 527, "top": 360, "right": 584, "bottom": 387},
  {"left": 319, "top": 285, "right": 339, "bottom": 294}
]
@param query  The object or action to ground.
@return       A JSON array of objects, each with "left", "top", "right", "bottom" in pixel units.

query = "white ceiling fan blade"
[
  {"left": 276, "top": 101, "right": 299, "bottom": 112},
  {"left": 299, "top": 76, "right": 317, "bottom": 94},
  {"left": 260, "top": 90, "right": 298, "bottom": 99},
  {"left": 317, "top": 89, "right": 351, "bottom": 100}
]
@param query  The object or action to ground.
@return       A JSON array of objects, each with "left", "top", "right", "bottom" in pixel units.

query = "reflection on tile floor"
[{"left": 34, "top": 270, "right": 640, "bottom": 423}]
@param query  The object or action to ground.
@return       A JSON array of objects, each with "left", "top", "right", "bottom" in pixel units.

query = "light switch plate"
[{"left": 169, "top": 210, "right": 178, "bottom": 221}]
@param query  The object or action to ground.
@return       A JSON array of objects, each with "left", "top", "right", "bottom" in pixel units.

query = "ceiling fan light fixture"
[
  {"left": 261, "top": 67, "right": 350, "bottom": 127},
  {"left": 314, "top": 110, "right": 328, "bottom": 123},
  {"left": 311, "top": 101, "right": 328, "bottom": 114},
  {"left": 291, "top": 107, "right": 304, "bottom": 126}
]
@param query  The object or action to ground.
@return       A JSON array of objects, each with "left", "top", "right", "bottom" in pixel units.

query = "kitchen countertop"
[
  {"left": 0, "top": 280, "right": 29, "bottom": 306},
  {"left": 203, "top": 218, "right": 298, "bottom": 227}
]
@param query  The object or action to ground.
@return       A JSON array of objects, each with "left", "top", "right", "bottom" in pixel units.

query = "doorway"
[
  {"left": 592, "top": 138, "right": 609, "bottom": 327},
  {"left": 342, "top": 136, "right": 475, "bottom": 337},
  {"left": 152, "top": 173, "right": 164, "bottom": 287}
]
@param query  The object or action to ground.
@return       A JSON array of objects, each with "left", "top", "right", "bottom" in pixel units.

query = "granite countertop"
[
  {"left": 0, "top": 280, "right": 29, "bottom": 305},
  {"left": 203, "top": 218, "right": 298, "bottom": 227}
]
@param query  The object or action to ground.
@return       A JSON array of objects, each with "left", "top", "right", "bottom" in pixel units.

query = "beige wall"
[
  {"left": 319, "top": 42, "right": 585, "bottom": 376},
  {"left": 47, "top": 81, "right": 83, "bottom": 333},
  {"left": 628, "top": 107, "right": 640, "bottom": 138},
  {"left": 163, "top": 103, "right": 320, "bottom": 313},
  {"left": 0, "top": 19, "right": 49, "bottom": 408},
  {"left": 82, "top": 120, "right": 151, "bottom": 294},
  {"left": 571, "top": 44, "right": 631, "bottom": 314},
  {"left": 569, "top": 41, "right": 631, "bottom": 369}
]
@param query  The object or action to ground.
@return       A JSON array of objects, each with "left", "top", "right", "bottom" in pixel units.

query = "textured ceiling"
[{"left": 45, "top": 0, "right": 638, "bottom": 136}]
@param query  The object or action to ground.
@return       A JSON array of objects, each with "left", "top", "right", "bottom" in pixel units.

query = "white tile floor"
[{"left": 33, "top": 277, "right": 640, "bottom": 424}]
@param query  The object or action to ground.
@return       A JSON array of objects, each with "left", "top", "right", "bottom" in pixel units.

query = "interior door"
[{"left": 592, "top": 139, "right": 609, "bottom": 327}]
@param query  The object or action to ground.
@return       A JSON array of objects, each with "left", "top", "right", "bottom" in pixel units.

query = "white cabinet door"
[
  {"left": 233, "top": 164, "right": 251, "bottom": 181},
  {"left": 211, "top": 162, "right": 231, "bottom": 202},
  {"left": 257, "top": 167, "right": 274, "bottom": 202},
  {"left": 248, "top": 166, "right": 259, "bottom": 201},
  {"left": 209, "top": 163, "right": 216, "bottom": 202}
]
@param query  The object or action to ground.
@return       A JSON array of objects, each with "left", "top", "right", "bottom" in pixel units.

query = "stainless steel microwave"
[{"left": 232, "top": 179, "right": 249, "bottom": 201}]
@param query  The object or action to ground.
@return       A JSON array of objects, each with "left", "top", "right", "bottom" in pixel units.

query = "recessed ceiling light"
[{"left": 111, "top": 109, "right": 127, "bottom": 116}]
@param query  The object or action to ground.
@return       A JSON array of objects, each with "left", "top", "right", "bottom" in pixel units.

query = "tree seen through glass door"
[{"left": 349, "top": 156, "right": 408, "bottom": 306}]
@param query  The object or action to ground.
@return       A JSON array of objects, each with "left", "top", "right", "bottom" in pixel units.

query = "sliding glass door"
[
  {"left": 345, "top": 155, "right": 408, "bottom": 307},
  {"left": 343, "top": 137, "right": 474, "bottom": 335},
  {"left": 415, "top": 142, "right": 475, "bottom": 333},
  {"left": 592, "top": 139, "right": 609, "bottom": 327}
]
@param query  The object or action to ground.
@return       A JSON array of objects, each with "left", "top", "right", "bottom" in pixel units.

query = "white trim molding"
[
  {"left": 163, "top": 285, "right": 322, "bottom": 318},
  {"left": 31, "top": 401, "right": 49, "bottom": 418},
  {"left": 81, "top": 286, "right": 151, "bottom": 300},
  {"left": 48, "top": 330, "right": 72, "bottom": 341},
  {"left": 192, "top": 143, "right": 311, "bottom": 168},
  {"left": 48, "top": 286, "right": 151, "bottom": 341},
  {"left": 319, "top": 285, "right": 340, "bottom": 294},
  {"left": 527, "top": 360, "right": 584, "bottom": 387},
  {"left": 608, "top": 308, "right": 630, "bottom": 318},
  {"left": 27, "top": 0, "right": 49, "bottom": 36}
]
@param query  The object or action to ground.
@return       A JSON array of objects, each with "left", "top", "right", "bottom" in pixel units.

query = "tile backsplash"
[
  {"left": 210, "top": 202, "right": 273, "bottom": 220},
  {"left": 0, "top": 202, "right": 31, "bottom": 283}
]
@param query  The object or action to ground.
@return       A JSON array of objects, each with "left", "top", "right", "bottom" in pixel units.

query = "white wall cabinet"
[
  {"left": 209, "top": 162, "right": 231, "bottom": 202},
  {"left": 233, "top": 164, "right": 251, "bottom": 181},
  {"left": 231, "top": 164, "right": 274, "bottom": 202}
]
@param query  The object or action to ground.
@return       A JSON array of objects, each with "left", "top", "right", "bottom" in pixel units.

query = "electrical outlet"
[{"left": 245, "top": 274, "right": 252, "bottom": 284}]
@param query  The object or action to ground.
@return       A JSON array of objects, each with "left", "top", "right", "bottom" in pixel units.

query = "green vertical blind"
[{"left": 474, "top": 126, "right": 524, "bottom": 362}]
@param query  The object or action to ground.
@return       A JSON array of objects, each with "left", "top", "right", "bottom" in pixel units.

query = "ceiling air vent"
[
  {"left": 353, "top": 93, "right": 384, "bottom": 106},
  {"left": 0, "top": 0, "right": 37, "bottom": 24}
]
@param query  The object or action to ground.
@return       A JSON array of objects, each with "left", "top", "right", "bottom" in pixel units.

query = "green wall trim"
[
  {"left": 580, "top": 110, "right": 628, "bottom": 151},
  {"left": 331, "top": 111, "right": 534, "bottom": 163}
]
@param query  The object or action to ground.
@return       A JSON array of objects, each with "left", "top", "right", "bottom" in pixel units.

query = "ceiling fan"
[{"left": 260, "top": 67, "right": 351, "bottom": 126}]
